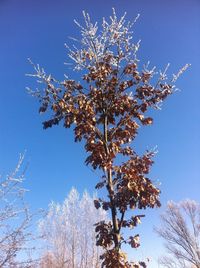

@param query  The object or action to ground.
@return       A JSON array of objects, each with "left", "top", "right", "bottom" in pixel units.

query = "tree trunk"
[{"left": 103, "top": 114, "right": 120, "bottom": 250}]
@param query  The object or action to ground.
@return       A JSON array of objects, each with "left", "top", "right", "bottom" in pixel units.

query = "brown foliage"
[{"left": 28, "top": 9, "right": 188, "bottom": 267}]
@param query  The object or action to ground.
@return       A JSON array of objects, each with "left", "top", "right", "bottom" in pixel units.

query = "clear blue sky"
[{"left": 0, "top": 0, "right": 199, "bottom": 266}]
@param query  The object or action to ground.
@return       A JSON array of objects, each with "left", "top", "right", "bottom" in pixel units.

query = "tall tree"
[
  {"left": 39, "top": 188, "right": 106, "bottom": 268},
  {"left": 28, "top": 9, "right": 189, "bottom": 267},
  {"left": 156, "top": 200, "right": 200, "bottom": 268}
]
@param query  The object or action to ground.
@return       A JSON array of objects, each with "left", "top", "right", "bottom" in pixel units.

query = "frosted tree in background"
[
  {"left": 28, "top": 9, "right": 189, "bottom": 267},
  {"left": 0, "top": 154, "right": 36, "bottom": 268},
  {"left": 156, "top": 200, "right": 200, "bottom": 268},
  {"left": 39, "top": 188, "right": 107, "bottom": 268}
]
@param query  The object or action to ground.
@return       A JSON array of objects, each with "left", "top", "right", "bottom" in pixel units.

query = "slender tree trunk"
[
  {"left": 103, "top": 114, "right": 120, "bottom": 250},
  {"left": 107, "top": 168, "right": 120, "bottom": 249}
]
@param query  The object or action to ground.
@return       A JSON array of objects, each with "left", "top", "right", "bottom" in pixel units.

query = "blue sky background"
[{"left": 0, "top": 0, "right": 199, "bottom": 266}]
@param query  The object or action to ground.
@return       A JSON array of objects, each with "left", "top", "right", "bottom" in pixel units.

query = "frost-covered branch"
[
  {"left": 156, "top": 200, "right": 200, "bottom": 268},
  {"left": 0, "top": 155, "right": 39, "bottom": 268}
]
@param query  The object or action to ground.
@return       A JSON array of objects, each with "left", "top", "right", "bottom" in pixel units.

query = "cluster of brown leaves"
[
  {"left": 100, "top": 248, "right": 147, "bottom": 268},
  {"left": 31, "top": 54, "right": 170, "bottom": 266},
  {"left": 30, "top": 55, "right": 173, "bottom": 266}
]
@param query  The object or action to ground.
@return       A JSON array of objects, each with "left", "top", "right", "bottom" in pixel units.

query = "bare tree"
[
  {"left": 156, "top": 200, "right": 200, "bottom": 268},
  {"left": 0, "top": 154, "right": 37, "bottom": 268},
  {"left": 38, "top": 188, "right": 107, "bottom": 268}
]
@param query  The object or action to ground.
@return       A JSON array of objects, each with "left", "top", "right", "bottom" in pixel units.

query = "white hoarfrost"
[{"left": 39, "top": 188, "right": 107, "bottom": 268}]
